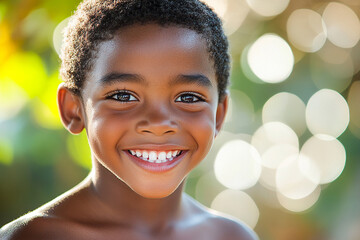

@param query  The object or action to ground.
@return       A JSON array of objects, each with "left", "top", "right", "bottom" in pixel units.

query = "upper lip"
[{"left": 123, "top": 144, "right": 188, "bottom": 151}]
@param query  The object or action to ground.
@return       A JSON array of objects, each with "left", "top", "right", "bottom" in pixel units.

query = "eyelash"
[
  {"left": 175, "top": 92, "right": 205, "bottom": 103},
  {"left": 106, "top": 90, "right": 138, "bottom": 102},
  {"left": 106, "top": 90, "right": 205, "bottom": 103}
]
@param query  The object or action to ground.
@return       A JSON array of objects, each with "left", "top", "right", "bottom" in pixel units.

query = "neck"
[{"left": 88, "top": 161, "right": 188, "bottom": 231}]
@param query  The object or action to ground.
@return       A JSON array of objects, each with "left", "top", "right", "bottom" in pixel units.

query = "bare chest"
[{"left": 57, "top": 223, "right": 228, "bottom": 240}]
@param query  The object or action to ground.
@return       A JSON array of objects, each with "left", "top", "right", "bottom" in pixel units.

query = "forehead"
[{"left": 86, "top": 23, "right": 216, "bottom": 90}]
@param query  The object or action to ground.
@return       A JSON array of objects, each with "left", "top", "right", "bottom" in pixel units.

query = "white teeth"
[
  {"left": 149, "top": 151, "right": 157, "bottom": 161},
  {"left": 129, "top": 149, "right": 183, "bottom": 163},
  {"left": 158, "top": 152, "right": 166, "bottom": 161}
]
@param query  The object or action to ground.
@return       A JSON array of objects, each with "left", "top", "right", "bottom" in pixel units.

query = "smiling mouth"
[
  {"left": 127, "top": 150, "right": 183, "bottom": 163},
  {"left": 124, "top": 148, "right": 187, "bottom": 173}
]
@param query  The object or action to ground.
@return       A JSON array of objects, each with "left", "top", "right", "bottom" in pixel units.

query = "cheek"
[
  {"left": 86, "top": 112, "right": 130, "bottom": 160},
  {"left": 183, "top": 109, "right": 216, "bottom": 157}
]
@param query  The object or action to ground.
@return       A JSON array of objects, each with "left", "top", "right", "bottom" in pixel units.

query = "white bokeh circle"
[
  {"left": 276, "top": 154, "right": 319, "bottom": 199},
  {"left": 323, "top": 2, "right": 360, "bottom": 48},
  {"left": 306, "top": 89, "right": 350, "bottom": 138},
  {"left": 247, "top": 34, "right": 294, "bottom": 83},
  {"left": 262, "top": 92, "right": 306, "bottom": 136},
  {"left": 299, "top": 135, "right": 346, "bottom": 184},
  {"left": 287, "top": 9, "right": 327, "bottom": 53},
  {"left": 246, "top": 0, "right": 290, "bottom": 17},
  {"left": 251, "top": 121, "right": 299, "bottom": 156},
  {"left": 211, "top": 189, "right": 259, "bottom": 229},
  {"left": 214, "top": 140, "right": 262, "bottom": 190}
]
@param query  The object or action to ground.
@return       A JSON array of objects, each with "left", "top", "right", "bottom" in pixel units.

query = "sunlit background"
[{"left": 1, "top": 0, "right": 359, "bottom": 239}]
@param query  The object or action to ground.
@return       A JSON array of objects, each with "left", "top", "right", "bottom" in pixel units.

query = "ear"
[
  {"left": 57, "top": 83, "right": 85, "bottom": 134},
  {"left": 215, "top": 92, "right": 229, "bottom": 137}
]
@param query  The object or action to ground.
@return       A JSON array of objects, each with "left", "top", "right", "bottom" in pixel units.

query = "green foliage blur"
[
  {"left": 0, "top": 0, "right": 89, "bottom": 224},
  {"left": 1, "top": 1, "right": 360, "bottom": 239}
]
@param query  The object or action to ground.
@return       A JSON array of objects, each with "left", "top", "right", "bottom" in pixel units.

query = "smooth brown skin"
[{"left": 0, "top": 24, "right": 258, "bottom": 240}]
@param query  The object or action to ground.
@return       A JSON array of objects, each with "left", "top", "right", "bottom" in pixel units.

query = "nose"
[{"left": 135, "top": 104, "right": 178, "bottom": 136}]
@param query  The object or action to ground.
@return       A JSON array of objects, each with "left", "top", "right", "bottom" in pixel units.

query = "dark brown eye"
[
  {"left": 175, "top": 93, "right": 204, "bottom": 103},
  {"left": 107, "top": 91, "right": 138, "bottom": 102}
]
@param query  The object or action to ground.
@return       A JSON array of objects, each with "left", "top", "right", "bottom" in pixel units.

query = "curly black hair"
[{"left": 60, "top": 0, "right": 230, "bottom": 101}]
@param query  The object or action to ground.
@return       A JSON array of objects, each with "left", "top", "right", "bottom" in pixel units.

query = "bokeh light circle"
[
  {"left": 246, "top": 0, "right": 290, "bottom": 17},
  {"left": 211, "top": 189, "right": 259, "bottom": 229},
  {"left": 262, "top": 144, "right": 299, "bottom": 169},
  {"left": 322, "top": 2, "right": 360, "bottom": 48},
  {"left": 53, "top": 17, "right": 70, "bottom": 56},
  {"left": 287, "top": 9, "right": 327, "bottom": 52},
  {"left": 214, "top": 140, "right": 262, "bottom": 190},
  {"left": 262, "top": 92, "right": 306, "bottom": 136},
  {"left": 276, "top": 154, "right": 319, "bottom": 199},
  {"left": 299, "top": 135, "right": 346, "bottom": 184},
  {"left": 240, "top": 44, "right": 264, "bottom": 84},
  {"left": 251, "top": 121, "right": 299, "bottom": 156},
  {"left": 222, "top": 0, "right": 250, "bottom": 36},
  {"left": 277, "top": 186, "right": 321, "bottom": 212},
  {"left": 259, "top": 166, "right": 277, "bottom": 190},
  {"left": 247, "top": 34, "right": 294, "bottom": 83},
  {"left": 306, "top": 89, "right": 350, "bottom": 138}
]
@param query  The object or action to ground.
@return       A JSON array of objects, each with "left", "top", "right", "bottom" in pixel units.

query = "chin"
[
  {"left": 133, "top": 186, "right": 178, "bottom": 199},
  {"left": 127, "top": 179, "right": 182, "bottom": 199},
  {"left": 142, "top": 192, "right": 172, "bottom": 199}
]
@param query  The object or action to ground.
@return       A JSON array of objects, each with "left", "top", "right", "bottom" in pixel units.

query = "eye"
[
  {"left": 175, "top": 93, "right": 205, "bottom": 103},
  {"left": 106, "top": 90, "right": 138, "bottom": 102}
]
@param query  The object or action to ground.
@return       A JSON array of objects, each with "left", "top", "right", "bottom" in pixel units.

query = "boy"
[{"left": 0, "top": 0, "right": 258, "bottom": 239}]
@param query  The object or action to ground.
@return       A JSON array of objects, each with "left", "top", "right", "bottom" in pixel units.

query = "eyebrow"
[
  {"left": 170, "top": 74, "right": 213, "bottom": 88},
  {"left": 98, "top": 72, "right": 213, "bottom": 88},
  {"left": 98, "top": 73, "right": 147, "bottom": 86}
]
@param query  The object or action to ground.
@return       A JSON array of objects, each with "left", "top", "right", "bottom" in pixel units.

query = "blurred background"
[{"left": 0, "top": 0, "right": 359, "bottom": 239}]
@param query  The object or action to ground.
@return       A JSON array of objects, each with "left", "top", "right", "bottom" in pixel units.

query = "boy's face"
[{"left": 62, "top": 24, "right": 227, "bottom": 198}]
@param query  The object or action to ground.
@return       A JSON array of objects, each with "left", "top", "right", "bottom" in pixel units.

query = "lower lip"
[{"left": 124, "top": 150, "right": 188, "bottom": 173}]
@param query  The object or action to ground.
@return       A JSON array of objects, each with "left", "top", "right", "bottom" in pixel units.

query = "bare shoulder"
[
  {"left": 0, "top": 212, "right": 66, "bottom": 240},
  {"left": 0, "top": 180, "right": 93, "bottom": 240},
  {"left": 0, "top": 204, "right": 93, "bottom": 240},
  {"left": 183, "top": 193, "right": 259, "bottom": 240},
  {"left": 203, "top": 210, "right": 259, "bottom": 240}
]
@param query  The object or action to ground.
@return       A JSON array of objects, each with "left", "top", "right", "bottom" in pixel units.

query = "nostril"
[
  {"left": 140, "top": 129, "right": 176, "bottom": 135},
  {"left": 136, "top": 120, "right": 178, "bottom": 136}
]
